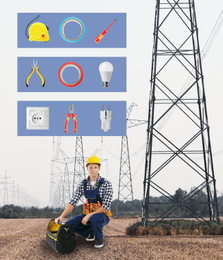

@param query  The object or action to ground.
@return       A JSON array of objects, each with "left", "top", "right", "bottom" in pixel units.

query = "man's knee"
[
  {"left": 66, "top": 214, "right": 84, "bottom": 227},
  {"left": 89, "top": 214, "right": 104, "bottom": 225}
]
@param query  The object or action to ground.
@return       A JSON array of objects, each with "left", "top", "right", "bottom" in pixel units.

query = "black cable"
[{"left": 25, "top": 15, "right": 40, "bottom": 39}]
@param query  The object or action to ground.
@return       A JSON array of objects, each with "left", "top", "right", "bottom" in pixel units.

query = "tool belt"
[
  {"left": 83, "top": 200, "right": 112, "bottom": 219},
  {"left": 83, "top": 202, "right": 101, "bottom": 214}
]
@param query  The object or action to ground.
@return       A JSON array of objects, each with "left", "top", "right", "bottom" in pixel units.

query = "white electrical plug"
[{"left": 100, "top": 105, "right": 112, "bottom": 132}]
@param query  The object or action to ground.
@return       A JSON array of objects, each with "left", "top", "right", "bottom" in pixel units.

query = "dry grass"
[{"left": 126, "top": 220, "right": 223, "bottom": 236}]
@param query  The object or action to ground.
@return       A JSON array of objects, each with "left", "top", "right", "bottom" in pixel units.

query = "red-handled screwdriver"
[{"left": 95, "top": 19, "right": 117, "bottom": 43}]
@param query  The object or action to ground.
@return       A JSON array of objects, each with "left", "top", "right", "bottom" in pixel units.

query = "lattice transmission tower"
[
  {"left": 118, "top": 104, "right": 136, "bottom": 204},
  {"left": 50, "top": 137, "right": 73, "bottom": 208},
  {"left": 117, "top": 103, "right": 147, "bottom": 215},
  {"left": 143, "top": 0, "right": 219, "bottom": 225},
  {"left": 3, "top": 171, "right": 10, "bottom": 205},
  {"left": 72, "top": 136, "right": 86, "bottom": 204}
]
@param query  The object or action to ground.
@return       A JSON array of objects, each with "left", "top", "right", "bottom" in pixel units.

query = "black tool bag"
[{"left": 46, "top": 219, "right": 76, "bottom": 254}]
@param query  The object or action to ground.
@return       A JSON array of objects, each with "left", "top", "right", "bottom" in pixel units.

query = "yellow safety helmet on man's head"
[{"left": 86, "top": 156, "right": 101, "bottom": 166}]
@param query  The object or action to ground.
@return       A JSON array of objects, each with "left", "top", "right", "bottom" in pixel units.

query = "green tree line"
[{"left": 1, "top": 188, "right": 223, "bottom": 218}]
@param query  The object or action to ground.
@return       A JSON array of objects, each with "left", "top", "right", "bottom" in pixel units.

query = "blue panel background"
[
  {"left": 18, "top": 13, "right": 126, "bottom": 48},
  {"left": 18, "top": 57, "right": 126, "bottom": 92},
  {"left": 18, "top": 101, "right": 126, "bottom": 136}
]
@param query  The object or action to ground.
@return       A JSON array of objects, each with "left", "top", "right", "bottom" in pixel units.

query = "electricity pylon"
[
  {"left": 3, "top": 171, "right": 10, "bottom": 205},
  {"left": 143, "top": 0, "right": 219, "bottom": 225},
  {"left": 50, "top": 136, "right": 86, "bottom": 208},
  {"left": 72, "top": 136, "right": 86, "bottom": 204},
  {"left": 117, "top": 103, "right": 147, "bottom": 215},
  {"left": 50, "top": 137, "right": 73, "bottom": 208},
  {"left": 118, "top": 104, "right": 136, "bottom": 205}
]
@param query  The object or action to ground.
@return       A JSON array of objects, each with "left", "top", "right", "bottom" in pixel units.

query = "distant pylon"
[
  {"left": 50, "top": 137, "right": 73, "bottom": 208},
  {"left": 72, "top": 136, "right": 85, "bottom": 203},
  {"left": 117, "top": 103, "right": 148, "bottom": 216},
  {"left": 118, "top": 136, "right": 134, "bottom": 202},
  {"left": 3, "top": 170, "right": 9, "bottom": 205},
  {"left": 117, "top": 104, "right": 136, "bottom": 215},
  {"left": 143, "top": 0, "right": 219, "bottom": 225},
  {"left": 63, "top": 162, "right": 71, "bottom": 208}
]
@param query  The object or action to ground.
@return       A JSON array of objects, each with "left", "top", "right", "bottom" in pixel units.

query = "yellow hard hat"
[{"left": 86, "top": 156, "right": 101, "bottom": 166}]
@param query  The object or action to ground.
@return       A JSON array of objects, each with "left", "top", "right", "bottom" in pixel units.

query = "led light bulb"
[{"left": 99, "top": 61, "right": 113, "bottom": 89}]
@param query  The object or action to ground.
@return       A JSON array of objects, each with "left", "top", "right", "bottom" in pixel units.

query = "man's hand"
[
  {"left": 55, "top": 216, "right": 63, "bottom": 224},
  {"left": 54, "top": 203, "right": 74, "bottom": 224},
  {"left": 82, "top": 206, "right": 108, "bottom": 225},
  {"left": 82, "top": 214, "right": 91, "bottom": 225}
]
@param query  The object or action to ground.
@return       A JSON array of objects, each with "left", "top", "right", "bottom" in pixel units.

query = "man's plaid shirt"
[{"left": 69, "top": 174, "right": 113, "bottom": 211}]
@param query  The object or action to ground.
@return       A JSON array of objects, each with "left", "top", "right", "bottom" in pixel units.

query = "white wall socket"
[{"left": 26, "top": 107, "right": 49, "bottom": 130}]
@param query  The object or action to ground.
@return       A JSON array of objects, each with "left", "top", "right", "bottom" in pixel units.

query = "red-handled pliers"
[{"left": 65, "top": 104, "right": 77, "bottom": 133}]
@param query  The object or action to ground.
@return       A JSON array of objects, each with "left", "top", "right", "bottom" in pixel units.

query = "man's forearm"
[{"left": 60, "top": 203, "right": 74, "bottom": 218}]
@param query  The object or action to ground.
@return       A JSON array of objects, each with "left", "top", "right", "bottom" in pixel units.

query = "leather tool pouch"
[{"left": 83, "top": 203, "right": 100, "bottom": 214}]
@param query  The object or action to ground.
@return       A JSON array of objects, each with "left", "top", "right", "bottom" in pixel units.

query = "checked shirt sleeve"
[
  {"left": 101, "top": 180, "right": 113, "bottom": 211},
  {"left": 69, "top": 180, "right": 84, "bottom": 207}
]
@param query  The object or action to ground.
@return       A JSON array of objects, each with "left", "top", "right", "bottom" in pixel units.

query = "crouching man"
[{"left": 55, "top": 156, "right": 113, "bottom": 248}]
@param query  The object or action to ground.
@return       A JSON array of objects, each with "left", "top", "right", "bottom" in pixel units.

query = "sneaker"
[
  {"left": 86, "top": 231, "right": 95, "bottom": 241},
  {"left": 94, "top": 237, "right": 104, "bottom": 248}
]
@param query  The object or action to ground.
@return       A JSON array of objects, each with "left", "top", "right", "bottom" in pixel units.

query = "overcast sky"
[{"left": 0, "top": 0, "right": 223, "bottom": 207}]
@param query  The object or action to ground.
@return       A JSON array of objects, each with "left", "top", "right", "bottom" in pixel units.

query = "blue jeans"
[{"left": 66, "top": 213, "right": 110, "bottom": 240}]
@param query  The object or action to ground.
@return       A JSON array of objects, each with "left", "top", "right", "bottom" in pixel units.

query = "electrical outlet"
[{"left": 26, "top": 107, "right": 49, "bottom": 130}]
